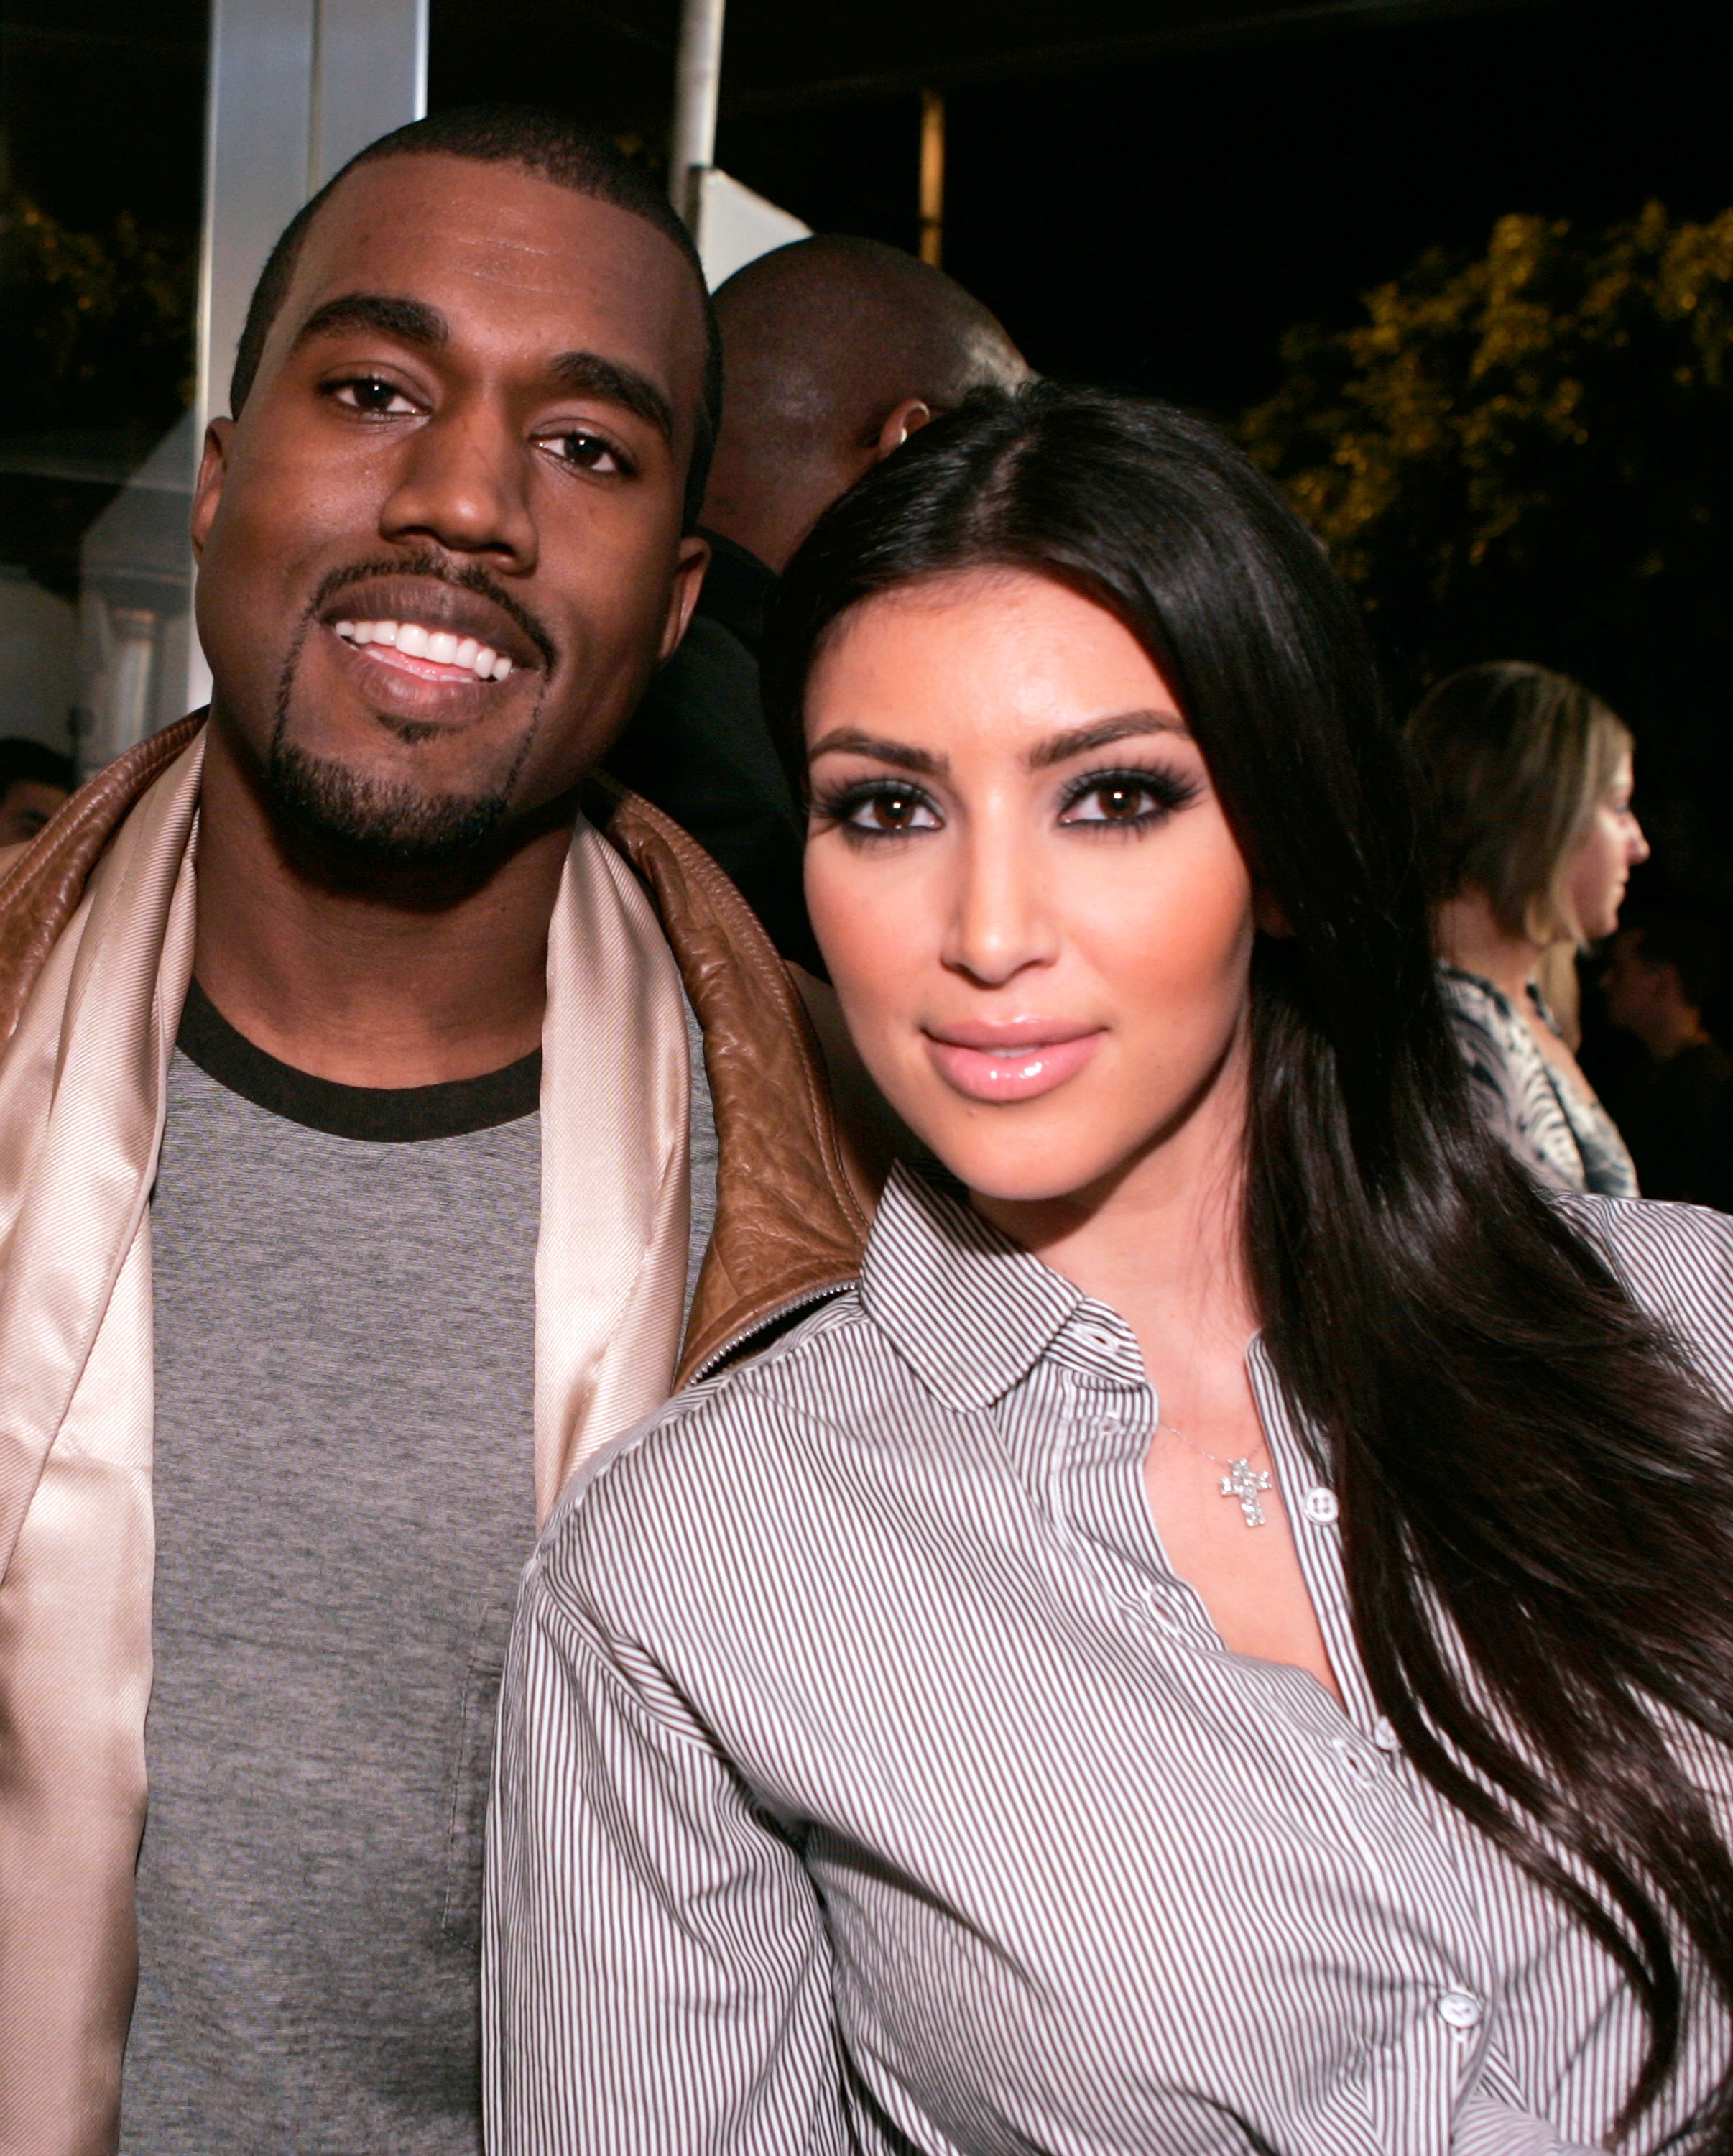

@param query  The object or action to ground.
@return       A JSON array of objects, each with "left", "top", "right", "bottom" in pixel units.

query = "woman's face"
[
  {"left": 1563, "top": 747, "right": 1647, "bottom": 943},
  {"left": 803, "top": 570, "right": 1260, "bottom": 1208}
]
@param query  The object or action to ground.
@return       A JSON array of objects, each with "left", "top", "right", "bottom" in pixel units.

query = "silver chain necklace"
[{"left": 1158, "top": 1422, "right": 1273, "bottom": 1529}]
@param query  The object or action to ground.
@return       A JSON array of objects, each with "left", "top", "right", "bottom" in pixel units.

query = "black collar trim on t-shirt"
[{"left": 175, "top": 979, "right": 542, "bottom": 1143}]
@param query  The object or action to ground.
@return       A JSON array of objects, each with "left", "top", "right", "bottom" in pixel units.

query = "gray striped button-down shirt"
[{"left": 486, "top": 1166, "right": 1733, "bottom": 2155}]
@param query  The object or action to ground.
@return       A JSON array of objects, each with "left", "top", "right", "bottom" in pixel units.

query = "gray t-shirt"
[{"left": 121, "top": 981, "right": 717, "bottom": 2154}]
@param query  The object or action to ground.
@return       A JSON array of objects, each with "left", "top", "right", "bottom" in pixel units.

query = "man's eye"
[
  {"left": 331, "top": 377, "right": 417, "bottom": 416},
  {"left": 539, "top": 430, "right": 629, "bottom": 476}
]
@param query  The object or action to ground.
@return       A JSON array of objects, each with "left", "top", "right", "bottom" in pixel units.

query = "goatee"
[{"left": 263, "top": 734, "right": 512, "bottom": 875}]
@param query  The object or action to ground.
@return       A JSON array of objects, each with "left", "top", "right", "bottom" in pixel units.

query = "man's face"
[
  {"left": 191, "top": 153, "right": 710, "bottom": 863},
  {"left": 1601, "top": 929, "right": 1668, "bottom": 1035},
  {"left": 0, "top": 778, "right": 69, "bottom": 847}
]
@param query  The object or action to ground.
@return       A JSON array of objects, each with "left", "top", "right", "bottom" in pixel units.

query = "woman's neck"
[
  {"left": 970, "top": 1036, "right": 1258, "bottom": 1410},
  {"left": 1435, "top": 888, "right": 1546, "bottom": 1008}
]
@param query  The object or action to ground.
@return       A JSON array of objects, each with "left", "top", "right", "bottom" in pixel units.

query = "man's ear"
[
  {"left": 657, "top": 534, "right": 711, "bottom": 663},
  {"left": 874, "top": 397, "right": 933, "bottom": 462},
  {"left": 190, "top": 418, "right": 234, "bottom": 563}
]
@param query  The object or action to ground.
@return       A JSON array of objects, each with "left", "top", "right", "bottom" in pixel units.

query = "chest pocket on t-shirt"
[{"left": 442, "top": 1592, "right": 514, "bottom": 1950}]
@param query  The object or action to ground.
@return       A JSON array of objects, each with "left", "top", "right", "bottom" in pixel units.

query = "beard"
[{"left": 262, "top": 732, "right": 515, "bottom": 876}]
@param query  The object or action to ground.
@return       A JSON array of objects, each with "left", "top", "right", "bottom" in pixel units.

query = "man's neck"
[{"left": 190, "top": 719, "right": 574, "bottom": 1088}]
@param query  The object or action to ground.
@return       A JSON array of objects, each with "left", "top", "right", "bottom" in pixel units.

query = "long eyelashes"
[
  {"left": 1057, "top": 764, "right": 1204, "bottom": 829},
  {"left": 811, "top": 763, "right": 1203, "bottom": 842},
  {"left": 810, "top": 778, "right": 942, "bottom": 839}
]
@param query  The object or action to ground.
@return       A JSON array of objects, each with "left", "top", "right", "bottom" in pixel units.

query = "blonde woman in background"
[{"left": 1407, "top": 660, "right": 1648, "bottom": 1193}]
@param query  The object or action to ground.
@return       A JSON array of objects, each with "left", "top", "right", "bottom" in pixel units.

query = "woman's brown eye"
[
  {"left": 866, "top": 793, "right": 918, "bottom": 828},
  {"left": 1073, "top": 783, "right": 1152, "bottom": 822}
]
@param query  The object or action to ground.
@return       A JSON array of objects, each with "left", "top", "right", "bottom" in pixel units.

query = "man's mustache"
[{"left": 308, "top": 552, "right": 559, "bottom": 672}]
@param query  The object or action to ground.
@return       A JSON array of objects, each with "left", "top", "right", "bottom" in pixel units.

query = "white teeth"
[{"left": 336, "top": 617, "right": 517, "bottom": 680}]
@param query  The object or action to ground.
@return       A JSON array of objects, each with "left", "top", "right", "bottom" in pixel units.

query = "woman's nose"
[{"left": 941, "top": 832, "right": 1059, "bottom": 987}]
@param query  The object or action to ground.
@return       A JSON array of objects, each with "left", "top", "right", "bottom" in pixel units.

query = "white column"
[
  {"left": 668, "top": 0, "right": 726, "bottom": 224},
  {"left": 182, "top": 0, "right": 427, "bottom": 711}
]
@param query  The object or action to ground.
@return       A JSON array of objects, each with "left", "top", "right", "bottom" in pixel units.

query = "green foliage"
[
  {"left": 0, "top": 193, "right": 196, "bottom": 435},
  {"left": 1244, "top": 205, "right": 1729, "bottom": 786}
]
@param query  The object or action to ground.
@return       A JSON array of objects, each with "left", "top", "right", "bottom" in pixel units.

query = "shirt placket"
[
  {"left": 1038, "top": 1315, "right": 1509, "bottom": 2096},
  {"left": 1038, "top": 1308, "right": 1240, "bottom": 1657}
]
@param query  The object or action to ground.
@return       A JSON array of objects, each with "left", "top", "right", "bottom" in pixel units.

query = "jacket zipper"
[{"left": 686, "top": 1280, "right": 856, "bottom": 1386}]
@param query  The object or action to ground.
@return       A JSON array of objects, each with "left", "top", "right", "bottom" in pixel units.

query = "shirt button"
[
  {"left": 1372, "top": 1718, "right": 1401, "bottom": 1752},
  {"left": 1078, "top": 1325, "right": 1117, "bottom": 1354},
  {"left": 1301, "top": 1486, "right": 1339, "bottom": 1524},
  {"left": 1437, "top": 1989, "right": 1483, "bottom": 2032}
]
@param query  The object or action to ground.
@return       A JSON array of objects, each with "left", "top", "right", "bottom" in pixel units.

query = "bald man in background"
[{"left": 608, "top": 234, "right": 1027, "bottom": 968}]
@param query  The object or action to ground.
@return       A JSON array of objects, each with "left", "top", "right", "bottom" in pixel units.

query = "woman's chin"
[{"left": 917, "top": 1128, "right": 1131, "bottom": 1212}]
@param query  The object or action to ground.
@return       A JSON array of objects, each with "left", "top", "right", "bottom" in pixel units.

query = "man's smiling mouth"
[
  {"left": 333, "top": 617, "right": 514, "bottom": 683},
  {"left": 310, "top": 561, "right": 553, "bottom": 700}
]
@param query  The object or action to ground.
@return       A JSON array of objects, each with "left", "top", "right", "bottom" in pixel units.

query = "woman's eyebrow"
[
  {"left": 806, "top": 728, "right": 948, "bottom": 777},
  {"left": 1027, "top": 711, "right": 1188, "bottom": 770}
]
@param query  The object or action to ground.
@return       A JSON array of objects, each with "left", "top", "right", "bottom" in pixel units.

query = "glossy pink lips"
[{"left": 924, "top": 1027, "right": 1103, "bottom": 1103}]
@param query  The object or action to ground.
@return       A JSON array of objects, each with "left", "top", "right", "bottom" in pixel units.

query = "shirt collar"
[{"left": 859, "top": 1164, "right": 1086, "bottom": 1410}]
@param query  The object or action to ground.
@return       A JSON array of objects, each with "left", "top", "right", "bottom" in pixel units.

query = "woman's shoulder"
[
  {"left": 530, "top": 1288, "right": 900, "bottom": 1615},
  {"left": 1557, "top": 1192, "right": 1733, "bottom": 1389}
]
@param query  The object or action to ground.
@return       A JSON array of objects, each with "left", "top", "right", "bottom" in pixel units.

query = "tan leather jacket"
[{"left": 0, "top": 713, "right": 873, "bottom": 1386}]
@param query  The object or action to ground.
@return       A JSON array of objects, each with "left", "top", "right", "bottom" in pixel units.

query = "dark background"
[
  {"left": 6, "top": 0, "right": 1724, "bottom": 531},
  {"left": 427, "top": 0, "right": 1733, "bottom": 420}
]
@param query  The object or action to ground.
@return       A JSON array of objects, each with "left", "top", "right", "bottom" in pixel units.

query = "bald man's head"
[{"left": 701, "top": 234, "right": 1027, "bottom": 572}]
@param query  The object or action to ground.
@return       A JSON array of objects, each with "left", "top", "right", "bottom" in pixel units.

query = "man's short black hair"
[
  {"left": 0, "top": 737, "right": 76, "bottom": 796},
  {"left": 228, "top": 106, "right": 722, "bottom": 528},
  {"left": 1631, "top": 913, "right": 1721, "bottom": 1015}
]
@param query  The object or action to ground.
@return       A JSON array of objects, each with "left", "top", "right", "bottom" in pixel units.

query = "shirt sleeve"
[{"left": 482, "top": 1538, "right": 855, "bottom": 2156}]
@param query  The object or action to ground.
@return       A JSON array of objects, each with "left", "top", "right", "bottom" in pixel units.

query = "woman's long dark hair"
[{"left": 762, "top": 382, "right": 1733, "bottom": 2145}]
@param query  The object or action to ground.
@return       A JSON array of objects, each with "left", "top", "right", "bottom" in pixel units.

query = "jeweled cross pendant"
[{"left": 1219, "top": 1457, "right": 1273, "bottom": 1528}]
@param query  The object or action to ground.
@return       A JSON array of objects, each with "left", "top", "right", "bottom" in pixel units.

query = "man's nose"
[
  {"left": 379, "top": 404, "right": 537, "bottom": 569},
  {"left": 940, "top": 825, "right": 1059, "bottom": 988}
]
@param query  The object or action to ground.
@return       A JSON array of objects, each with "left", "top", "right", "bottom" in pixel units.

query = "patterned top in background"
[{"left": 1441, "top": 964, "right": 1639, "bottom": 1196}]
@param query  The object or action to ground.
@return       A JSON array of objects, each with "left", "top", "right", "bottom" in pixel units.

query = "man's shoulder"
[
  {"left": 597, "top": 780, "right": 879, "bottom": 1384},
  {"left": 0, "top": 719, "right": 204, "bottom": 1042}
]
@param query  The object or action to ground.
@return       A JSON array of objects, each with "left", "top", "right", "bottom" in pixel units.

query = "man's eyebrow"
[
  {"left": 547, "top": 351, "right": 675, "bottom": 447},
  {"left": 1026, "top": 711, "right": 1188, "bottom": 770},
  {"left": 806, "top": 728, "right": 948, "bottom": 778},
  {"left": 290, "top": 293, "right": 448, "bottom": 354}
]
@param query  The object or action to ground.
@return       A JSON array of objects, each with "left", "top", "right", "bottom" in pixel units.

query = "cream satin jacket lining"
[{"left": 0, "top": 737, "right": 694, "bottom": 2156}]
